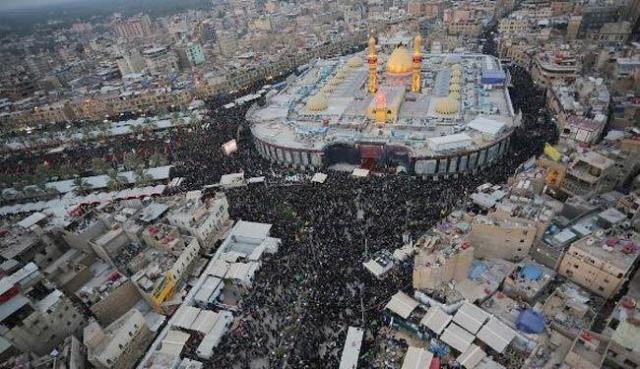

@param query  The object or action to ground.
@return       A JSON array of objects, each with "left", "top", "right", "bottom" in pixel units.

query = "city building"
[
  {"left": 0, "top": 263, "right": 87, "bottom": 356},
  {"left": 84, "top": 309, "right": 152, "bottom": 369},
  {"left": 558, "top": 230, "right": 640, "bottom": 299},
  {"left": 166, "top": 192, "right": 231, "bottom": 250}
]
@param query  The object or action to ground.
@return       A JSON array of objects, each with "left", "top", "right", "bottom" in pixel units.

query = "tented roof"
[
  {"left": 401, "top": 346, "right": 434, "bottom": 369},
  {"left": 420, "top": 306, "right": 452, "bottom": 335},
  {"left": 476, "top": 317, "right": 516, "bottom": 353},
  {"left": 467, "top": 117, "right": 506, "bottom": 137},
  {"left": 441, "top": 323, "right": 475, "bottom": 353},
  {"left": 457, "top": 344, "right": 486, "bottom": 369},
  {"left": 339, "top": 327, "right": 364, "bottom": 369},
  {"left": 453, "top": 302, "right": 490, "bottom": 334},
  {"left": 385, "top": 291, "right": 419, "bottom": 319}
]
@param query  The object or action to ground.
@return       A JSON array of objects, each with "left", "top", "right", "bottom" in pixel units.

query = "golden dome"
[
  {"left": 451, "top": 69, "right": 462, "bottom": 78},
  {"left": 386, "top": 45, "right": 413, "bottom": 74},
  {"left": 435, "top": 97, "right": 459, "bottom": 115},
  {"left": 450, "top": 75, "right": 461, "bottom": 84},
  {"left": 306, "top": 93, "right": 328, "bottom": 112},
  {"left": 449, "top": 83, "right": 461, "bottom": 92},
  {"left": 347, "top": 56, "right": 364, "bottom": 68}
]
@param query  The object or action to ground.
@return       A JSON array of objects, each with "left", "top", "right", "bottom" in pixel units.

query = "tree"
[
  {"left": 106, "top": 170, "right": 129, "bottom": 191},
  {"left": 134, "top": 167, "right": 154, "bottom": 187},
  {"left": 72, "top": 177, "right": 92, "bottom": 195},
  {"left": 148, "top": 152, "right": 168, "bottom": 167},
  {"left": 123, "top": 153, "right": 145, "bottom": 171},
  {"left": 97, "top": 124, "right": 110, "bottom": 140},
  {"left": 130, "top": 124, "right": 145, "bottom": 137},
  {"left": 57, "top": 163, "right": 77, "bottom": 180},
  {"left": 91, "top": 158, "right": 111, "bottom": 174},
  {"left": 33, "top": 163, "right": 50, "bottom": 185},
  {"left": 143, "top": 119, "right": 157, "bottom": 132}
]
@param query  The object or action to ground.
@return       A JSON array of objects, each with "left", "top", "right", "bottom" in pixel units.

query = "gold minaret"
[
  {"left": 367, "top": 36, "right": 378, "bottom": 94},
  {"left": 411, "top": 34, "right": 422, "bottom": 93}
]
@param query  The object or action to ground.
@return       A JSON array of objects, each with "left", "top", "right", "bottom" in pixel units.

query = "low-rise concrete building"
[
  {"left": 84, "top": 309, "right": 152, "bottom": 369},
  {"left": 558, "top": 232, "right": 640, "bottom": 299}
]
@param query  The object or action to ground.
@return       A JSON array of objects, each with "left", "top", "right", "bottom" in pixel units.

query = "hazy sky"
[{"left": 0, "top": 0, "right": 90, "bottom": 11}]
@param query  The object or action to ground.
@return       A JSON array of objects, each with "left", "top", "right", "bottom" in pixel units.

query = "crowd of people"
[{"left": 169, "top": 58, "right": 557, "bottom": 368}]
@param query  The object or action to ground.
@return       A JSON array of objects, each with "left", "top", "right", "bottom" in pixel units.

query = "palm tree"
[
  {"left": 106, "top": 170, "right": 129, "bottom": 191},
  {"left": 33, "top": 163, "right": 50, "bottom": 184},
  {"left": 72, "top": 177, "right": 92, "bottom": 195},
  {"left": 144, "top": 119, "right": 157, "bottom": 130},
  {"left": 57, "top": 163, "right": 77, "bottom": 180},
  {"left": 148, "top": 152, "right": 168, "bottom": 167},
  {"left": 123, "top": 153, "right": 144, "bottom": 171},
  {"left": 134, "top": 167, "right": 154, "bottom": 187},
  {"left": 91, "top": 158, "right": 111, "bottom": 174},
  {"left": 97, "top": 124, "right": 110, "bottom": 141},
  {"left": 130, "top": 124, "right": 145, "bottom": 137}
]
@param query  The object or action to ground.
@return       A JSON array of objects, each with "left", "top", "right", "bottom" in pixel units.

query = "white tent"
[
  {"left": 401, "top": 347, "right": 434, "bottom": 369},
  {"left": 457, "top": 344, "right": 487, "bottom": 369},
  {"left": 467, "top": 117, "right": 506, "bottom": 138},
  {"left": 385, "top": 291, "right": 420, "bottom": 319},
  {"left": 339, "top": 327, "right": 364, "bottom": 369},
  {"left": 476, "top": 317, "right": 516, "bottom": 353},
  {"left": 453, "top": 302, "right": 490, "bottom": 334},
  {"left": 427, "top": 133, "right": 472, "bottom": 153},
  {"left": 420, "top": 306, "right": 453, "bottom": 335},
  {"left": 441, "top": 323, "right": 475, "bottom": 353}
]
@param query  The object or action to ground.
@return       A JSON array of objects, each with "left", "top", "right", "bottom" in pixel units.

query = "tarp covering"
[
  {"left": 481, "top": 70, "right": 506, "bottom": 85},
  {"left": 469, "top": 261, "right": 488, "bottom": 281},
  {"left": 516, "top": 309, "right": 545, "bottom": 334},
  {"left": 521, "top": 264, "right": 542, "bottom": 281},
  {"left": 544, "top": 143, "right": 562, "bottom": 161}
]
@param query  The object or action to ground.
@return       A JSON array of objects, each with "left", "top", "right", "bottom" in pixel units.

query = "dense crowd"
[
  {"left": 169, "top": 58, "right": 557, "bottom": 368},
  {"left": 0, "top": 135, "right": 171, "bottom": 181}
]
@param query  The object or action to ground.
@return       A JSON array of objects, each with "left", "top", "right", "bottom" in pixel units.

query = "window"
[
  {"left": 623, "top": 359, "right": 638, "bottom": 368},
  {"left": 598, "top": 286, "right": 604, "bottom": 291}
]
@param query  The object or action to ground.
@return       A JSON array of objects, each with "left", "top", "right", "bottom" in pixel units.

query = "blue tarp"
[
  {"left": 516, "top": 309, "right": 545, "bottom": 334},
  {"left": 429, "top": 339, "right": 449, "bottom": 356},
  {"left": 521, "top": 264, "right": 543, "bottom": 281},
  {"left": 481, "top": 70, "right": 506, "bottom": 85},
  {"left": 469, "top": 261, "right": 488, "bottom": 281}
]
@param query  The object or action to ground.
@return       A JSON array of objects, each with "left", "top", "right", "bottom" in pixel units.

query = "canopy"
[
  {"left": 521, "top": 264, "right": 542, "bottom": 281},
  {"left": 516, "top": 309, "right": 545, "bottom": 334}
]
